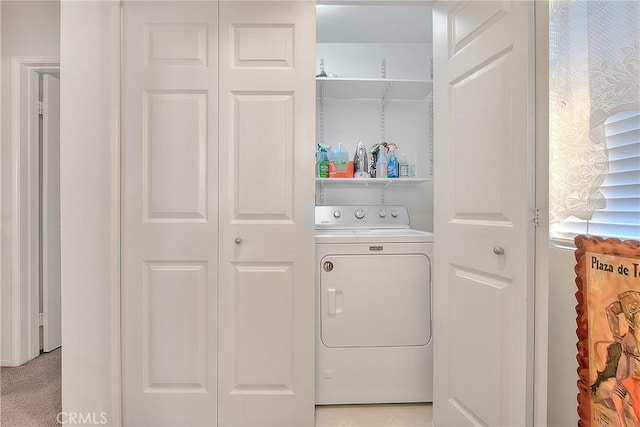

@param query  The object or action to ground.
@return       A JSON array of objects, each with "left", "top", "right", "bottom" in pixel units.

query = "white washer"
[{"left": 315, "top": 205, "right": 433, "bottom": 405}]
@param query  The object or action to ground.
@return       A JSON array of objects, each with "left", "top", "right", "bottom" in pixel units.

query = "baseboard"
[{"left": 1, "top": 358, "right": 16, "bottom": 367}]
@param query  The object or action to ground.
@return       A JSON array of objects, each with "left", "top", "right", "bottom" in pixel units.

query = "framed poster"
[{"left": 575, "top": 235, "right": 640, "bottom": 427}]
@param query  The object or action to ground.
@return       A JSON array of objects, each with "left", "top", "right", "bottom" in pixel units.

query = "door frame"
[
  {"left": 534, "top": 2, "right": 550, "bottom": 425},
  {"left": 7, "top": 56, "right": 59, "bottom": 367}
]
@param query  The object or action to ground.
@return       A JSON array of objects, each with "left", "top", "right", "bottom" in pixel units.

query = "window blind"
[{"left": 550, "top": 110, "right": 640, "bottom": 241}]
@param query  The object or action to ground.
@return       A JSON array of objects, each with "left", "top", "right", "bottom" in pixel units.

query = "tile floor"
[{"left": 315, "top": 404, "right": 433, "bottom": 427}]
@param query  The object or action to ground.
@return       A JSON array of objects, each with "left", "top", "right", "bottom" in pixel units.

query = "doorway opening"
[{"left": 7, "top": 57, "right": 61, "bottom": 365}]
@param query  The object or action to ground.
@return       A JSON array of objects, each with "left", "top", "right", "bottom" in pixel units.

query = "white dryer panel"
[{"left": 320, "top": 253, "right": 431, "bottom": 348}]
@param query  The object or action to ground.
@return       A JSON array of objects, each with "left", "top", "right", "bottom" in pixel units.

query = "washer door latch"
[{"left": 323, "top": 261, "right": 334, "bottom": 272}]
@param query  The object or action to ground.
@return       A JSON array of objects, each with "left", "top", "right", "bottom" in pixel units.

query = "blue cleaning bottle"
[{"left": 387, "top": 146, "right": 399, "bottom": 178}]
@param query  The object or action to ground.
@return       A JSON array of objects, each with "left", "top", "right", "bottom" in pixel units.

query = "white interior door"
[
  {"left": 217, "top": 2, "right": 316, "bottom": 426},
  {"left": 121, "top": 2, "right": 219, "bottom": 425},
  {"left": 42, "top": 73, "right": 61, "bottom": 352},
  {"left": 433, "top": 2, "right": 536, "bottom": 426}
]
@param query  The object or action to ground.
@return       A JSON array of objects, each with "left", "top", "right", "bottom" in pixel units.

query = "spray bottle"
[
  {"left": 386, "top": 143, "right": 399, "bottom": 178},
  {"left": 316, "top": 144, "right": 329, "bottom": 178},
  {"left": 376, "top": 144, "right": 387, "bottom": 179}
]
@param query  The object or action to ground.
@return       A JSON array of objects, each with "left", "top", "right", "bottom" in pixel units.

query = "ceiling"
[{"left": 316, "top": 4, "right": 433, "bottom": 44}]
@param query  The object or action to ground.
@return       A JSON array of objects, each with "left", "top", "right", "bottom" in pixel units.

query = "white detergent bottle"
[
  {"left": 399, "top": 152, "right": 409, "bottom": 178},
  {"left": 376, "top": 145, "right": 387, "bottom": 178}
]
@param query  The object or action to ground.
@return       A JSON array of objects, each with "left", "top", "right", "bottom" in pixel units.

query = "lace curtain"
[{"left": 549, "top": 0, "right": 639, "bottom": 225}]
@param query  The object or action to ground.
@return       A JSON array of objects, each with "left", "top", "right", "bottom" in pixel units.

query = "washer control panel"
[{"left": 315, "top": 205, "right": 411, "bottom": 229}]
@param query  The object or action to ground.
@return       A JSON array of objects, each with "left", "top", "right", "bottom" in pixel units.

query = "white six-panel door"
[
  {"left": 42, "top": 74, "right": 62, "bottom": 352},
  {"left": 121, "top": 2, "right": 219, "bottom": 425},
  {"left": 122, "top": 1, "right": 315, "bottom": 426},
  {"left": 217, "top": 2, "right": 315, "bottom": 426},
  {"left": 433, "top": 1, "right": 536, "bottom": 426}
]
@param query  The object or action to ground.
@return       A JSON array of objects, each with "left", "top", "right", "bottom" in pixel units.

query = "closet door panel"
[
  {"left": 232, "top": 263, "right": 294, "bottom": 390},
  {"left": 144, "top": 91, "right": 208, "bottom": 220},
  {"left": 121, "top": 2, "right": 219, "bottom": 426},
  {"left": 230, "top": 92, "right": 294, "bottom": 220},
  {"left": 218, "top": 2, "right": 316, "bottom": 426},
  {"left": 143, "top": 261, "right": 208, "bottom": 391}
]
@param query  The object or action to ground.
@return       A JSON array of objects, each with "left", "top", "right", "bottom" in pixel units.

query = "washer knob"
[
  {"left": 379, "top": 210, "right": 387, "bottom": 218},
  {"left": 333, "top": 211, "right": 341, "bottom": 218},
  {"left": 391, "top": 210, "right": 399, "bottom": 218},
  {"left": 355, "top": 209, "right": 365, "bottom": 219}
]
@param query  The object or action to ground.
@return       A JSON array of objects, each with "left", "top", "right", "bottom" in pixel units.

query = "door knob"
[
  {"left": 493, "top": 246, "right": 505, "bottom": 255},
  {"left": 235, "top": 237, "right": 242, "bottom": 244}
]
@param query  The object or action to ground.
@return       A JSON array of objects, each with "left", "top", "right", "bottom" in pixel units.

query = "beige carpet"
[{"left": 0, "top": 349, "right": 61, "bottom": 426}]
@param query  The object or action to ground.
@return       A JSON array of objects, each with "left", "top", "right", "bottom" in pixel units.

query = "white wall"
[
  {"left": 316, "top": 43, "right": 431, "bottom": 80},
  {"left": 547, "top": 245, "right": 580, "bottom": 426},
  {"left": 60, "top": 2, "right": 120, "bottom": 422},
  {"left": 1, "top": 0, "right": 60, "bottom": 366}
]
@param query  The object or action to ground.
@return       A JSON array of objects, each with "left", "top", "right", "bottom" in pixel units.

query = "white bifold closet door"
[
  {"left": 121, "top": 1, "right": 315, "bottom": 426},
  {"left": 217, "top": 3, "right": 315, "bottom": 426},
  {"left": 121, "top": 2, "right": 219, "bottom": 425}
]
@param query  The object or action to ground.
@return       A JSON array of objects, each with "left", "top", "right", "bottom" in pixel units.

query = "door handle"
[
  {"left": 235, "top": 237, "right": 242, "bottom": 244},
  {"left": 493, "top": 246, "right": 505, "bottom": 255},
  {"left": 327, "top": 288, "right": 336, "bottom": 315}
]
